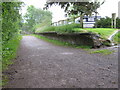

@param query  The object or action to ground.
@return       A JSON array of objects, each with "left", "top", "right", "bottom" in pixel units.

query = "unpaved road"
[{"left": 4, "top": 36, "right": 118, "bottom": 88}]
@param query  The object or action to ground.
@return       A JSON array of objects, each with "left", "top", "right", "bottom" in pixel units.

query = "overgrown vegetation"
[
  {"left": 2, "top": 2, "right": 23, "bottom": 69},
  {"left": 2, "top": 2, "right": 23, "bottom": 86},
  {"left": 37, "top": 23, "right": 80, "bottom": 33},
  {"left": 90, "top": 49, "right": 114, "bottom": 55},
  {"left": 33, "top": 34, "right": 92, "bottom": 49}
]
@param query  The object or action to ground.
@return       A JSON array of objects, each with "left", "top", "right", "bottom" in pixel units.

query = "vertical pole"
[{"left": 112, "top": 13, "right": 116, "bottom": 28}]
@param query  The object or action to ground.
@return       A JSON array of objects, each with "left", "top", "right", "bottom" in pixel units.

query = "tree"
[
  {"left": 24, "top": 5, "right": 52, "bottom": 33},
  {"left": 94, "top": 17, "right": 120, "bottom": 28},
  {"left": 116, "top": 17, "right": 120, "bottom": 28},
  {"left": 44, "top": 0, "right": 105, "bottom": 28}
]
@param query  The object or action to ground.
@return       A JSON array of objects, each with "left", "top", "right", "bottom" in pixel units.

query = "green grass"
[
  {"left": 38, "top": 23, "right": 80, "bottom": 33},
  {"left": 113, "top": 31, "right": 120, "bottom": 44},
  {"left": 90, "top": 49, "right": 114, "bottom": 55},
  {"left": 32, "top": 34, "right": 92, "bottom": 49},
  {"left": 37, "top": 23, "right": 118, "bottom": 39},
  {"left": 73, "top": 28, "right": 118, "bottom": 39}
]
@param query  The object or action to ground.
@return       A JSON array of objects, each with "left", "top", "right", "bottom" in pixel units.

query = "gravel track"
[{"left": 4, "top": 36, "right": 118, "bottom": 88}]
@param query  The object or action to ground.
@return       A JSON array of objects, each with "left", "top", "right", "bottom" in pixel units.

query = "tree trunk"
[
  {"left": 80, "top": 14, "right": 84, "bottom": 28},
  {"left": 95, "top": 12, "right": 97, "bottom": 28}
]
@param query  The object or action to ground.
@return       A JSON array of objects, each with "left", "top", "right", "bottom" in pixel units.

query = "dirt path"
[{"left": 4, "top": 36, "right": 118, "bottom": 88}]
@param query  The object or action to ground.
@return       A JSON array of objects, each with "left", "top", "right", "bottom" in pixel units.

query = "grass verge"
[
  {"left": 2, "top": 35, "right": 22, "bottom": 86},
  {"left": 90, "top": 49, "right": 114, "bottom": 55}
]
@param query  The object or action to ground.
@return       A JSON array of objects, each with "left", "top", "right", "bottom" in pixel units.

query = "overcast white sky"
[{"left": 21, "top": 0, "right": 120, "bottom": 22}]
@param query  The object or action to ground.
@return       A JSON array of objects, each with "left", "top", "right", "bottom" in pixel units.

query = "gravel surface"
[{"left": 3, "top": 36, "right": 118, "bottom": 88}]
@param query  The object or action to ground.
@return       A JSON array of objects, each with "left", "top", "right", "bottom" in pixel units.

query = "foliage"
[
  {"left": 116, "top": 17, "right": 120, "bottom": 28},
  {"left": 44, "top": 0, "right": 105, "bottom": 28},
  {"left": 94, "top": 17, "right": 120, "bottom": 28},
  {"left": 2, "top": 2, "right": 23, "bottom": 85},
  {"left": 24, "top": 5, "right": 52, "bottom": 33},
  {"left": 90, "top": 49, "right": 114, "bottom": 55},
  {"left": 2, "top": 2, "right": 23, "bottom": 44}
]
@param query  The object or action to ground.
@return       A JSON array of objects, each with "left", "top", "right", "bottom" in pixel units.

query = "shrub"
[{"left": 94, "top": 17, "right": 120, "bottom": 28}]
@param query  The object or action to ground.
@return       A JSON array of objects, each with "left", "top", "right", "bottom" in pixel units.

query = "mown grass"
[
  {"left": 2, "top": 35, "right": 22, "bottom": 86},
  {"left": 73, "top": 28, "right": 118, "bottom": 39},
  {"left": 33, "top": 34, "right": 92, "bottom": 49},
  {"left": 113, "top": 31, "right": 120, "bottom": 44},
  {"left": 90, "top": 49, "right": 114, "bottom": 55}
]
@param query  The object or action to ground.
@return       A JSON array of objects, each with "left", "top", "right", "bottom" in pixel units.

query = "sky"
[{"left": 21, "top": 0, "right": 120, "bottom": 22}]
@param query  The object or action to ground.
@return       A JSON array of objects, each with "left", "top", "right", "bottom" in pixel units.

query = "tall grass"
[
  {"left": 38, "top": 23, "right": 80, "bottom": 33},
  {"left": 55, "top": 23, "right": 80, "bottom": 33}
]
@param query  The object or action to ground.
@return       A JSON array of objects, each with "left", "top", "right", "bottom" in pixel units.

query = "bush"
[
  {"left": 94, "top": 17, "right": 111, "bottom": 28},
  {"left": 94, "top": 17, "right": 120, "bottom": 28}
]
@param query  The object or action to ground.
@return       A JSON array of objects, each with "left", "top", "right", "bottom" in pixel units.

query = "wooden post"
[{"left": 80, "top": 15, "right": 84, "bottom": 28}]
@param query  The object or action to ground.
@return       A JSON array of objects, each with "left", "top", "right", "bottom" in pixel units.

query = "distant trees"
[
  {"left": 94, "top": 17, "right": 120, "bottom": 28},
  {"left": 23, "top": 5, "right": 52, "bottom": 33},
  {"left": 44, "top": 0, "right": 105, "bottom": 28}
]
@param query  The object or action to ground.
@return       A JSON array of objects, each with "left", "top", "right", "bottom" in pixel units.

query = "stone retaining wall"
[{"left": 36, "top": 32, "right": 102, "bottom": 48}]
